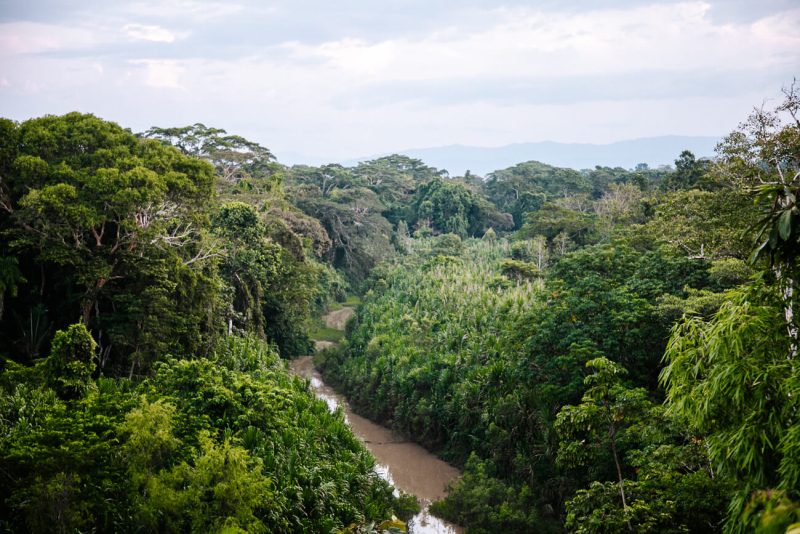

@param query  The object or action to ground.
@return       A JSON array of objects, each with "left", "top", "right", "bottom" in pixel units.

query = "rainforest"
[{"left": 1, "top": 86, "right": 799, "bottom": 534}]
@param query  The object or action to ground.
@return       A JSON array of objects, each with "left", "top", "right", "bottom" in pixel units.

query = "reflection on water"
[
  {"left": 289, "top": 356, "right": 463, "bottom": 534},
  {"left": 409, "top": 505, "right": 461, "bottom": 534},
  {"left": 316, "top": 391, "right": 339, "bottom": 412}
]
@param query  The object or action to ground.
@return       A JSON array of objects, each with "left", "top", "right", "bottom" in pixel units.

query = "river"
[{"left": 289, "top": 348, "right": 463, "bottom": 534}]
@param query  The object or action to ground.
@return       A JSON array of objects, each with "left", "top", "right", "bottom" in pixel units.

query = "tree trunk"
[
  {"left": 610, "top": 428, "right": 633, "bottom": 532},
  {"left": 82, "top": 277, "right": 110, "bottom": 326},
  {"left": 82, "top": 298, "right": 94, "bottom": 326},
  {"left": 784, "top": 279, "right": 797, "bottom": 357}
]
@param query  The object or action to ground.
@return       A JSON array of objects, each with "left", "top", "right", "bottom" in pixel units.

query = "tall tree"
[
  {"left": 143, "top": 123, "right": 277, "bottom": 183},
  {"left": 1, "top": 113, "right": 219, "bottom": 372},
  {"left": 484, "top": 161, "right": 592, "bottom": 227},
  {"left": 556, "top": 357, "right": 652, "bottom": 531},
  {"left": 661, "top": 150, "right": 710, "bottom": 191},
  {"left": 661, "top": 84, "right": 800, "bottom": 531}
]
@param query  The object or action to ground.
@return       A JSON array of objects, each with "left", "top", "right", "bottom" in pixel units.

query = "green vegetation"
[
  {"left": 343, "top": 294, "right": 363, "bottom": 306},
  {"left": 2, "top": 84, "right": 799, "bottom": 533},
  {"left": 309, "top": 322, "right": 347, "bottom": 343},
  {"left": 0, "top": 333, "right": 401, "bottom": 532},
  {"left": 1, "top": 114, "right": 219, "bottom": 372},
  {"left": 0, "top": 114, "right": 412, "bottom": 532},
  {"left": 319, "top": 87, "right": 800, "bottom": 533},
  {"left": 283, "top": 156, "right": 512, "bottom": 288},
  {"left": 319, "top": 235, "right": 728, "bottom": 532}
]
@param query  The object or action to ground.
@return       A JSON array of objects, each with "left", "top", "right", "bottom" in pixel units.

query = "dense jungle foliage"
[
  {"left": 1, "top": 332, "right": 401, "bottom": 532},
  {"left": 0, "top": 114, "right": 414, "bottom": 533},
  {"left": 1, "top": 84, "right": 799, "bottom": 533},
  {"left": 319, "top": 88, "right": 800, "bottom": 533}
]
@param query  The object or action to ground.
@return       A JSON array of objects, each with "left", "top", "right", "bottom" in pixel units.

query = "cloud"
[
  {"left": 123, "top": 23, "right": 184, "bottom": 43},
  {"left": 128, "top": 59, "right": 185, "bottom": 89},
  {"left": 0, "top": 54, "right": 106, "bottom": 95},
  {"left": 0, "top": 19, "right": 186, "bottom": 56},
  {"left": 123, "top": 1, "right": 246, "bottom": 21},
  {"left": 0, "top": 1, "right": 796, "bottom": 159},
  {"left": 333, "top": 68, "right": 787, "bottom": 109},
  {"left": 279, "top": 2, "right": 796, "bottom": 84},
  {"left": 750, "top": 7, "right": 800, "bottom": 50},
  {"left": 0, "top": 22, "right": 108, "bottom": 55}
]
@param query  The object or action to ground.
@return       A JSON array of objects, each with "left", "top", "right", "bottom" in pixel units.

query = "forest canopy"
[{"left": 1, "top": 82, "right": 799, "bottom": 533}]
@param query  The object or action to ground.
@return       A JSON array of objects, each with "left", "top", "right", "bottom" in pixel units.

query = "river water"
[{"left": 289, "top": 355, "right": 463, "bottom": 534}]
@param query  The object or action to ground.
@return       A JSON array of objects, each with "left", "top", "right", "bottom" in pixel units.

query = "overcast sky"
[{"left": 0, "top": 0, "right": 798, "bottom": 162}]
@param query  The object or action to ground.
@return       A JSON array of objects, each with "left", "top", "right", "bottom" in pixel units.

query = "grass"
[
  {"left": 326, "top": 295, "right": 360, "bottom": 312},
  {"left": 308, "top": 294, "right": 360, "bottom": 342},
  {"left": 343, "top": 294, "right": 361, "bottom": 306},
  {"left": 309, "top": 322, "right": 345, "bottom": 342}
]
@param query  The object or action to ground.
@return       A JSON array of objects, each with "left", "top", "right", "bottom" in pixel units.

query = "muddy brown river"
[{"left": 289, "top": 354, "right": 463, "bottom": 534}]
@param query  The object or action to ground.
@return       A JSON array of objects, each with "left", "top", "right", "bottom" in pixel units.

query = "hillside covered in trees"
[
  {"left": 0, "top": 85, "right": 799, "bottom": 533},
  {"left": 318, "top": 89, "right": 800, "bottom": 532},
  {"left": 317, "top": 90, "right": 800, "bottom": 532}
]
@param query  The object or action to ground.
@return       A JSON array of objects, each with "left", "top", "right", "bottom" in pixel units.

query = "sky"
[{"left": 0, "top": 0, "right": 798, "bottom": 163}]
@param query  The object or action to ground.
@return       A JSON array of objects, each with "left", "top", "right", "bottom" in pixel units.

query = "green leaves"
[
  {"left": 410, "top": 177, "right": 511, "bottom": 238},
  {"left": 44, "top": 323, "right": 97, "bottom": 399},
  {"left": 517, "top": 202, "right": 597, "bottom": 244},
  {"left": 119, "top": 399, "right": 181, "bottom": 477},
  {"left": 429, "top": 453, "right": 538, "bottom": 534},
  {"left": 0, "top": 334, "right": 403, "bottom": 532},
  {"left": 143, "top": 123, "right": 276, "bottom": 184},
  {"left": 778, "top": 209, "right": 793, "bottom": 240},
  {"left": 752, "top": 181, "right": 800, "bottom": 270},
  {"left": 661, "top": 281, "right": 799, "bottom": 531},
  {"left": 2, "top": 113, "right": 220, "bottom": 371},
  {"left": 484, "top": 160, "right": 592, "bottom": 228},
  {"left": 555, "top": 357, "right": 649, "bottom": 471}
]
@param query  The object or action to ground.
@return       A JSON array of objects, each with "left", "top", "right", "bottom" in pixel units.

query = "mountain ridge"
[
  {"left": 279, "top": 135, "right": 721, "bottom": 176},
  {"left": 368, "top": 135, "right": 722, "bottom": 176}
]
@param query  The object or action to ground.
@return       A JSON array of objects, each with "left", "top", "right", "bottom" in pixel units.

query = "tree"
[
  {"left": 213, "top": 202, "right": 281, "bottom": 337},
  {"left": 0, "top": 255, "right": 23, "bottom": 321},
  {"left": 484, "top": 161, "right": 592, "bottom": 228},
  {"left": 290, "top": 182, "right": 394, "bottom": 287},
  {"left": 736, "top": 81, "right": 800, "bottom": 342},
  {"left": 517, "top": 203, "right": 597, "bottom": 245},
  {"left": 645, "top": 188, "right": 755, "bottom": 260},
  {"left": 411, "top": 177, "right": 512, "bottom": 238},
  {"left": 511, "top": 237, "right": 548, "bottom": 269},
  {"left": 661, "top": 150, "right": 710, "bottom": 191},
  {"left": 593, "top": 182, "right": 645, "bottom": 238},
  {"left": 661, "top": 281, "right": 798, "bottom": 531},
  {"left": 353, "top": 154, "right": 442, "bottom": 225},
  {"left": 500, "top": 258, "right": 540, "bottom": 281},
  {"left": 1, "top": 113, "right": 219, "bottom": 372},
  {"left": 564, "top": 416, "right": 729, "bottom": 534},
  {"left": 583, "top": 165, "right": 668, "bottom": 197},
  {"left": 661, "top": 84, "right": 800, "bottom": 531},
  {"left": 43, "top": 323, "right": 97, "bottom": 399},
  {"left": 552, "top": 231, "right": 574, "bottom": 257},
  {"left": 143, "top": 123, "right": 277, "bottom": 184},
  {"left": 146, "top": 124, "right": 334, "bottom": 355},
  {"left": 556, "top": 357, "right": 651, "bottom": 531}
]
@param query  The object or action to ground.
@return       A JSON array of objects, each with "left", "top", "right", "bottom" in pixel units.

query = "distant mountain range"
[
  {"left": 279, "top": 136, "right": 722, "bottom": 177},
  {"left": 394, "top": 136, "right": 721, "bottom": 176}
]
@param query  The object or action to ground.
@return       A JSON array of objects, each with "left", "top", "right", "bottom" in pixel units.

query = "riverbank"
[{"left": 290, "top": 306, "right": 463, "bottom": 534}]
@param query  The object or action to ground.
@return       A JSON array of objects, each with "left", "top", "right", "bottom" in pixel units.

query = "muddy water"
[{"left": 289, "top": 355, "right": 463, "bottom": 534}]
